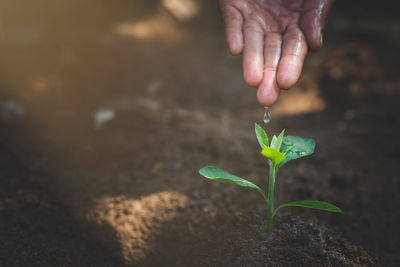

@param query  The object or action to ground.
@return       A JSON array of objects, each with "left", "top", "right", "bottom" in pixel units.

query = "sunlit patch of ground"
[
  {"left": 89, "top": 191, "right": 189, "bottom": 264},
  {"left": 114, "top": 0, "right": 200, "bottom": 41},
  {"left": 272, "top": 85, "right": 326, "bottom": 117},
  {"left": 115, "top": 10, "right": 183, "bottom": 41},
  {"left": 161, "top": 0, "right": 199, "bottom": 21}
]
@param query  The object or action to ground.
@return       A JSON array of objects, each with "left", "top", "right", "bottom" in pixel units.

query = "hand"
[{"left": 219, "top": 0, "right": 334, "bottom": 105}]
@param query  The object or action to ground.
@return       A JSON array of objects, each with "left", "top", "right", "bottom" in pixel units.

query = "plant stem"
[{"left": 267, "top": 164, "right": 276, "bottom": 232}]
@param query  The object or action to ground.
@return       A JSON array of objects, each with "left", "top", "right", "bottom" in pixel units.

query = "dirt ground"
[{"left": 0, "top": 0, "right": 399, "bottom": 266}]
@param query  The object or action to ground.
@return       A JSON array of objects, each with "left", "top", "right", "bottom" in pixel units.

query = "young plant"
[{"left": 199, "top": 123, "right": 341, "bottom": 232}]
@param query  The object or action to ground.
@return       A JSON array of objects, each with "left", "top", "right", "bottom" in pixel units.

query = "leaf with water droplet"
[{"left": 278, "top": 135, "right": 315, "bottom": 167}]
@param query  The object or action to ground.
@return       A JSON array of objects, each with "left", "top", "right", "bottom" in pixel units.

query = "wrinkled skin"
[{"left": 219, "top": 0, "right": 334, "bottom": 105}]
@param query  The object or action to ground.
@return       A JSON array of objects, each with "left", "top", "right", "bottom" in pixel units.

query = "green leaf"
[
  {"left": 270, "top": 129, "right": 285, "bottom": 151},
  {"left": 270, "top": 135, "right": 277, "bottom": 149},
  {"left": 261, "top": 147, "right": 285, "bottom": 166},
  {"left": 279, "top": 136, "right": 315, "bottom": 167},
  {"left": 255, "top": 123, "right": 269, "bottom": 149},
  {"left": 199, "top": 166, "right": 262, "bottom": 192},
  {"left": 274, "top": 200, "right": 342, "bottom": 216}
]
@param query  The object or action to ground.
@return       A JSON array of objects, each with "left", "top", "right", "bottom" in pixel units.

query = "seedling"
[{"left": 199, "top": 123, "right": 341, "bottom": 232}]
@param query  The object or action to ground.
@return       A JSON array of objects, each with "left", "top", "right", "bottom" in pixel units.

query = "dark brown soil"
[
  {"left": 0, "top": 0, "right": 399, "bottom": 266},
  {"left": 0, "top": 146, "right": 124, "bottom": 266}
]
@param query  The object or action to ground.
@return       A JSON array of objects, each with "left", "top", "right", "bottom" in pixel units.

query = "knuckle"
[
  {"left": 282, "top": 51, "right": 305, "bottom": 62},
  {"left": 285, "top": 32, "right": 306, "bottom": 44},
  {"left": 284, "top": 53, "right": 302, "bottom": 59},
  {"left": 243, "top": 20, "right": 263, "bottom": 34},
  {"left": 264, "top": 66, "right": 277, "bottom": 72},
  {"left": 265, "top": 38, "right": 281, "bottom": 49},
  {"left": 224, "top": 9, "right": 239, "bottom": 22}
]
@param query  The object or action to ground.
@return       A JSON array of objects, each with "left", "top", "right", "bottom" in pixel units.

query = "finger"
[
  {"left": 277, "top": 24, "right": 307, "bottom": 89},
  {"left": 219, "top": 2, "right": 244, "bottom": 55},
  {"left": 300, "top": 0, "right": 334, "bottom": 51},
  {"left": 243, "top": 19, "right": 264, "bottom": 87},
  {"left": 257, "top": 33, "right": 282, "bottom": 106}
]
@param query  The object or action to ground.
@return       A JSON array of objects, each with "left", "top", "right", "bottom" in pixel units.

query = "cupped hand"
[{"left": 219, "top": 0, "right": 333, "bottom": 105}]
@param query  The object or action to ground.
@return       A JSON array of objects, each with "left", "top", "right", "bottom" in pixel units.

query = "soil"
[{"left": 0, "top": 0, "right": 399, "bottom": 266}]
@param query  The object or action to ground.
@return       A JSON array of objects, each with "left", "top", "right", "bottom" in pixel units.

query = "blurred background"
[{"left": 0, "top": 0, "right": 399, "bottom": 266}]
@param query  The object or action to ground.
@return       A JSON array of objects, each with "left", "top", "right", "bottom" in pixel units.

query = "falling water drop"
[{"left": 264, "top": 106, "right": 271, "bottom": 124}]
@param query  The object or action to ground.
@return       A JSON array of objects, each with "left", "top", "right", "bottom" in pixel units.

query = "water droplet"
[{"left": 264, "top": 107, "right": 271, "bottom": 124}]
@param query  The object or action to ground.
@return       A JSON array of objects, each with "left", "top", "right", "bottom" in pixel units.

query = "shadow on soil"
[{"left": 0, "top": 143, "right": 125, "bottom": 266}]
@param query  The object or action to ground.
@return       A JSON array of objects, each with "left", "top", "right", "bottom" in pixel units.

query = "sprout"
[{"left": 199, "top": 123, "right": 341, "bottom": 232}]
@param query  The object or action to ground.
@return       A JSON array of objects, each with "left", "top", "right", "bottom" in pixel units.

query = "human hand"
[{"left": 219, "top": 0, "right": 334, "bottom": 105}]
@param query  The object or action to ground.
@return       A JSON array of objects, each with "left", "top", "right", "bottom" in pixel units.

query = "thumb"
[{"left": 300, "top": 0, "right": 334, "bottom": 51}]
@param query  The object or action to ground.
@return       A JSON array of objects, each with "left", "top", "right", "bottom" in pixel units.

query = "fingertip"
[
  {"left": 301, "top": 0, "right": 334, "bottom": 51},
  {"left": 226, "top": 26, "right": 243, "bottom": 55},
  {"left": 243, "top": 49, "right": 263, "bottom": 87},
  {"left": 314, "top": 30, "right": 323, "bottom": 51},
  {"left": 307, "top": 28, "right": 323, "bottom": 51},
  {"left": 277, "top": 60, "right": 302, "bottom": 89},
  {"left": 228, "top": 40, "right": 243, "bottom": 55},
  {"left": 256, "top": 75, "right": 280, "bottom": 106},
  {"left": 316, "top": 29, "right": 323, "bottom": 50},
  {"left": 278, "top": 25, "right": 307, "bottom": 89},
  {"left": 300, "top": 11, "right": 323, "bottom": 51},
  {"left": 277, "top": 71, "right": 299, "bottom": 90},
  {"left": 242, "top": 19, "right": 264, "bottom": 88},
  {"left": 244, "top": 69, "right": 263, "bottom": 87},
  {"left": 257, "top": 87, "right": 279, "bottom": 106},
  {"left": 221, "top": 5, "right": 244, "bottom": 55}
]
